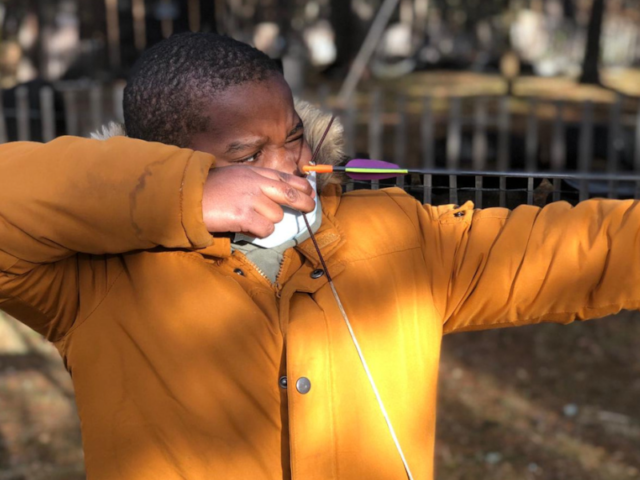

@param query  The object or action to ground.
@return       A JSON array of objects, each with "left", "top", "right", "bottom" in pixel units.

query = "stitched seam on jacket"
[
  {"left": 62, "top": 249, "right": 237, "bottom": 347},
  {"left": 0, "top": 254, "right": 20, "bottom": 273},
  {"left": 58, "top": 266, "right": 127, "bottom": 346},
  {"left": 383, "top": 190, "right": 465, "bottom": 322},
  {"left": 312, "top": 293, "right": 340, "bottom": 478},
  {"left": 383, "top": 188, "right": 421, "bottom": 231},
  {"left": 505, "top": 208, "right": 542, "bottom": 311},
  {"left": 377, "top": 191, "right": 446, "bottom": 319},
  {"left": 445, "top": 216, "right": 508, "bottom": 322},
  {"left": 0, "top": 212, "right": 75, "bottom": 269},
  {"left": 0, "top": 293, "right": 57, "bottom": 338},
  {"left": 179, "top": 153, "right": 195, "bottom": 247},
  {"left": 450, "top": 300, "right": 640, "bottom": 333},
  {"left": 439, "top": 213, "right": 523, "bottom": 327}
]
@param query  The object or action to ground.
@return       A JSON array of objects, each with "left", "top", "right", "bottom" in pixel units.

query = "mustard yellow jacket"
[{"left": 1, "top": 136, "right": 639, "bottom": 480}]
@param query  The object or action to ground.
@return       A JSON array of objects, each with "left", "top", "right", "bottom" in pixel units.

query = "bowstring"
[{"left": 301, "top": 111, "right": 415, "bottom": 480}]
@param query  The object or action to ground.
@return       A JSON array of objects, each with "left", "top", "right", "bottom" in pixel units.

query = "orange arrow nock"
[{"left": 303, "top": 165, "right": 334, "bottom": 174}]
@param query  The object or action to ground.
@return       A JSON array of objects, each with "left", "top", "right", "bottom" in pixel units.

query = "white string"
[{"left": 328, "top": 280, "right": 415, "bottom": 480}]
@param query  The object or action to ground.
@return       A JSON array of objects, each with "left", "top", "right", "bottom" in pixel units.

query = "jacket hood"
[{"left": 91, "top": 99, "right": 346, "bottom": 191}]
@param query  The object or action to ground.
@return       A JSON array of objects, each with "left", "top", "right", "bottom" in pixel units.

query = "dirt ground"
[{"left": 1, "top": 309, "right": 639, "bottom": 480}]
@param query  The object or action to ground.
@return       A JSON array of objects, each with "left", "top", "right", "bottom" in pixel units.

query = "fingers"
[
  {"left": 201, "top": 165, "right": 317, "bottom": 235},
  {"left": 252, "top": 167, "right": 315, "bottom": 199},
  {"left": 253, "top": 197, "right": 285, "bottom": 225},
  {"left": 242, "top": 212, "right": 276, "bottom": 239},
  {"left": 259, "top": 181, "right": 315, "bottom": 213},
  {"left": 241, "top": 166, "right": 316, "bottom": 213}
]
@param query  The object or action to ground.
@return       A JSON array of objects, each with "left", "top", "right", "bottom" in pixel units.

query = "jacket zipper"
[{"left": 235, "top": 252, "right": 283, "bottom": 297}]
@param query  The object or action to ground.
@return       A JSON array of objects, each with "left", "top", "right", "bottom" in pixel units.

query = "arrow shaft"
[
  {"left": 306, "top": 165, "right": 640, "bottom": 182},
  {"left": 341, "top": 167, "right": 409, "bottom": 174}
]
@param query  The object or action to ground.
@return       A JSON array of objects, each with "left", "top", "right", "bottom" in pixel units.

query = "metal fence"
[
  {"left": 329, "top": 89, "right": 640, "bottom": 209},
  {"left": 2, "top": 82, "right": 640, "bottom": 210},
  {"left": 0, "top": 81, "right": 125, "bottom": 142}
]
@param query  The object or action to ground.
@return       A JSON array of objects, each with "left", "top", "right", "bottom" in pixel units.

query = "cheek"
[
  {"left": 298, "top": 140, "right": 312, "bottom": 166},
  {"left": 284, "top": 140, "right": 311, "bottom": 166}
]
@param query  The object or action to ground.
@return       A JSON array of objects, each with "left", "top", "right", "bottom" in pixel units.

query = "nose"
[{"left": 264, "top": 141, "right": 311, "bottom": 177}]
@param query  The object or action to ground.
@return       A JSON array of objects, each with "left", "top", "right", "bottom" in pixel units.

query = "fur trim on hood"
[{"left": 91, "top": 99, "right": 346, "bottom": 191}]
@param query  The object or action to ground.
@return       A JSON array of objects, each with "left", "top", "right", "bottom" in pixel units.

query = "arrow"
[
  {"left": 305, "top": 159, "right": 408, "bottom": 180},
  {"left": 304, "top": 159, "right": 640, "bottom": 183}
]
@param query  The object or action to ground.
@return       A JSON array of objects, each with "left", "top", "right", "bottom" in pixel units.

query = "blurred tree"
[
  {"left": 579, "top": 0, "right": 604, "bottom": 84},
  {"left": 562, "top": 0, "right": 576, "bottom": 20},
  {"left": 329, "top": 0, "right": 367, "bottom": 75}
]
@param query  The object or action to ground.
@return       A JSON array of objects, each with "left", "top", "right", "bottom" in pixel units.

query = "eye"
[
  {"left": 237, "top": 151, "right": 261, "bottom": 163},
  {"left": 287, "top": 135, "right": 304, "bottom": 144}
]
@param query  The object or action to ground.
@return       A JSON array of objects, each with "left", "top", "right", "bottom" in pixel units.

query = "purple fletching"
[{"left": 345, "top": 159, "right": 403, "bottom": 180}]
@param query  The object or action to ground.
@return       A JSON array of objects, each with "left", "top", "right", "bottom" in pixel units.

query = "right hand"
[{"left": 202, "top": 165, "right": 316, "bottom": 238}]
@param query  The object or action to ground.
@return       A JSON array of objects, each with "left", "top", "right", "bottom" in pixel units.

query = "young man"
[{"left": 1, "top": 33, "right": 639, "bottom": 480}]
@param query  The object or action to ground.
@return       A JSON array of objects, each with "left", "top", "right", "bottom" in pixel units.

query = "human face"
[{"left": 190, "top": 74, "right": 312, "bottom": 176}]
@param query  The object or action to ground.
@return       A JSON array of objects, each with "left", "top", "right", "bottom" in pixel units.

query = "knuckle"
[
  {"left": 237, "top": 204, "right": 251, "bottom": 219},
  {"left": 283, "top": 186, "right": 298, "bottom": 203}
]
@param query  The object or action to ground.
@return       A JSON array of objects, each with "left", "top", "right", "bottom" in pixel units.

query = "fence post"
[
  {"left": 0, "top": 94, "right": 7, "bottom": 144},
  {"left": 635, "top": 99, "right": 640, "bottom": 199},
  {"left": 16, "top": 86, "right": 30, "bottom": 141},
  {"left": 63, "top": 90, "right": 79, "bottom": 137},
  {"left": 113, "top": 82, "right": 125, "bottom": 124},
  {"left": 133, "top": 0, "right": 147, "bottom": 51},
  {"left": 90, "top": 85, "right": 103, "bottom": 134},
  {"left": 607, "top": 93, "right": 623, "bottom": 199},
  {"left": 446, "top": 96, "right": 461, "bottom": 205},
  {"left": 551, "top": 100, "right": 566, "bottom": 202},
  {"left": 105, "top": 0, "right": 121, "bottom": 69},
  {"left": 343, "top": 96, "right": 357, "bottom": 192},
  {"left": 421, "top": 96, "right": 434, "bottom": 204},
  {"left": 525, "top": 97, "right": 538, "bottom": 205},
  {"left": 368, "top": 88, "right": 383, "bottom": 191},
  {"left": 161, "top": 0, "right": 175, "bottom": 38},
  {"left": 189, "top": 0, "right": 202, "bottom": 32},
  {"left": 318, "top": 84, "right": 330, "bottom": 111},
  {"left": 472, "top": 96, "right": 488, "bottom": 207},
  {"left": 497, "top": 96, "right": 510, "bottom": 207},
  {"left": 578, "top": 101, "right": 594, "bottom": 201},
  {"left": 394, "top": 93, "right": 407, "bottom": 188},
  {"left": 40, "top": 86, "right": 56, "bottom": 142}
]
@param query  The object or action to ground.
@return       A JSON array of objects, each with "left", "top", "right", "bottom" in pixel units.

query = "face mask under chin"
[{"left": 233, "top": 172, "right": 320, "bottom": 249}]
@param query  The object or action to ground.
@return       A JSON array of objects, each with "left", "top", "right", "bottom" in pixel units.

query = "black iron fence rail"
[{"left": 2, "top": 82, "right": 640, "bottom": 209}]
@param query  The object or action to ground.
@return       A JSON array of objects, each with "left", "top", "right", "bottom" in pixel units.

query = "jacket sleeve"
[
  {"left": 0, "top": 136, "right": 216, "bottom": 340},
  {"left": 419, "top": 199, "right": 640, "bottom": 334}
]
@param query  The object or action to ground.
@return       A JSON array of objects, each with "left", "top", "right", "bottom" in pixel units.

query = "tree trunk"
[
  {"left": 579, "top": 0, "right": 605, "bottom": 85},
  {"left": 330, "top": 0, "right": 364, "bottom": 73}
]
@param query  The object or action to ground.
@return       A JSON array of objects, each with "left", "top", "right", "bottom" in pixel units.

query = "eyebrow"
[
  {"left": 224, "top": 138, "right": 266, "bottom": 154},
  {"left": 223, "top": 120, "right": 304, "bottom": 154}
]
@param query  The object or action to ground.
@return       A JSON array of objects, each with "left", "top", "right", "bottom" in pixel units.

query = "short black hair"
[{"left": 123, "top": 32, "right": 282, "bottom": 148}]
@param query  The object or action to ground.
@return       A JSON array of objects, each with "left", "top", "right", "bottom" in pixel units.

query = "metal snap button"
[
  {"left": 296, "top": 377, "right": 311, "bottom": 394},
  {"left": 310, "top": 269, "right": 325, "bottom": 279},
  {"left": 278, "top": 376, "right": 288, "bottom": 389},
  {"left": 233, "top": 268, "right": 245, "bottom": 276}
]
